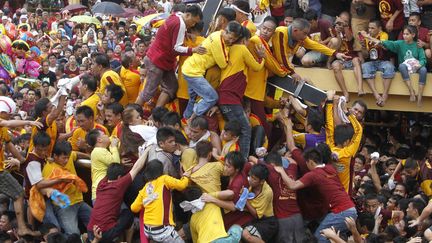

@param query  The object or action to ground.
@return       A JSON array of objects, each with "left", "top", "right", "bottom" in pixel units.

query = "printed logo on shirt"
[
  {"left": 333, "top": 162, "right": 346, "bottom": 173},
  {"left": 404, "top": 50, "right": 414, "bottom": 60}
]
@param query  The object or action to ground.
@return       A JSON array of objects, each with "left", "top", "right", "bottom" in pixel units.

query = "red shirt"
[
  {"left": 22, "top": 153, "right": 46, "bottom": 198},
  {"left": 292, "top": 148, "right": 329, "bottom": 220},
  {"left": 222, "top": 173, "right": 253, "bottom": 229},
  {"left": 217, "top": 72, "right": 247, "bottom": 105},
  {"left": 299, "top": 164, "right": 355, "bottom": 213},
  {"left": 377, "top": 0, "right": 404, "bottom": 31},
  {"left": 146, "top": 13, "right": 192, "bottom": 71},
  {"left": 244, "top": 162, "right": 301, "bottom": 218},
  {"left": 87, "top": 174, "right": 132, "bottom": 232}
]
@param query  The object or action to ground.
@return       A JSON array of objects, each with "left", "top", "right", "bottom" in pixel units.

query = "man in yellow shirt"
[
  {"left": 42, "top": 141, "right": 91, "bottom": 235},
  {"left": 272, "top": 18, "right": 351, "bottom": 82},
  {"left": 119, "top": 54, "right": 141, "bottom": 104},
  {"left": 79, "top": 75, "right": 100, "bottom": 120},
  {"left": 325, "top": 92, "right": 363, "bottom": 193},
  {"left": 232, "top": 0, "right": 257, "bottom": 36},
  {"left": 182, "top": 186, "right": 242, "bottom": 243},
  {"left": 243, "top": 164, "right": 278, "bottom": 242},
  {"left": 69, "top": 106, "right": 108, "bottom": 155},
  {"left": 86, "top": 129, "right": 120, "bottom": 201},
  {"left": 92, "top": 54, "right": 129, "bottom": 106}
]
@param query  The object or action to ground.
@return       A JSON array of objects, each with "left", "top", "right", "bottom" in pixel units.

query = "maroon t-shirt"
[
  {"left": 299, "top": 164, "right": 355, "bottom": 213},
  {"left": 223, "top": 173, "right": 253, "bottom": 229},
  {"left": 308, "top": 19, "right": 332, "bottom": 42},
  {"left": 87, "top": 174, "right": 133, "bottom": 232},
  {"left": 377, "top": 0, "right": 404, "bottom": 31},
  {"left": 292, "top": 148, "right": 329, "bottom": 220}
]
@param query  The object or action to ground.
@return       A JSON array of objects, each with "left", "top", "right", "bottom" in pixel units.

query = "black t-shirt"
[{"left": 38, "top": 71, "right": 57, "bottom": 86}]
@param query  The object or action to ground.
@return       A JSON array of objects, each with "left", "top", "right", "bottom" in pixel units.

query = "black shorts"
[
  {"left": 0, "top": 171, "right": 24, "bottom": 200},
  {"left": 245, "top": 216, "right": 278, "bottom": 242}
]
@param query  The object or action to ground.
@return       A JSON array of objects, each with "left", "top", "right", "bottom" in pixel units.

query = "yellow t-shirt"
[
  {"left": 248, "top": 182, "right": 274, "bottom": 218},
  {"left": 0, "top": 126, "right": 11, "bottom": 171},
  {"left": 42, "top": 152, "right": 83, "bottom": 205},
  {"left": 190, "top": 203, "right": 228, "bottom": 243},
  {"left": 90, "top": 146, "right": 120, "bottom": 200},
  {"left": 181, "top": 148, "right": 198, "bottom": 172},
  {"left": 177, "top": 36, "right": 206, "bottom": 99},
  {"left": 68, "top": 123, "right": 108, "bottom": 152},
  {"left": 81, "top": 93, "right": 100, "bottom": 119},
  {"left": 120, "top": 67, "right": 141, "bottom": 104},
  {"left": 99, "top": 70, "right": 129, "bottom": 106},
  {"left": 131, "top": 175, "right": 189, "bottom": 226},
  {"left": 190, "top": 162, "right": 224, "bottom": 193},
  {"left": 183, "top": 31, "right": 229, "bottom": 77},
  {"left": 28, "top": 115, "right": 58, "bottom": 157}
]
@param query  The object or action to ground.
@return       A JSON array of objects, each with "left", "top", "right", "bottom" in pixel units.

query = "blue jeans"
[
  {"left": 212, "top": 225, "right": 242, "bottom": 243},
  {"left": 54, "top": 201, "right": 92, "bottom": 235},
  {"left": 43, "top": 198, "right": 60, "bottom": 228},
  {"left": 219, "top": 105, "right": 251, "bottom": 159},
  {"left": 315, "top": 207, "right": 357, "bottom": 243},
  {"left": 399, "top": 63, "right": 427, "bottom": 85},
  {"left": 362, "top": 60, "right": 395, "bottom": 79},
  {"left": 183, "top": 75, "right": 218, "bottom": 119}
]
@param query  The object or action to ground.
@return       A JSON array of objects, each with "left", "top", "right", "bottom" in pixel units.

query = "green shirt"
[{"left": 382, "top": 40, "right": 426, "bottom": 66}]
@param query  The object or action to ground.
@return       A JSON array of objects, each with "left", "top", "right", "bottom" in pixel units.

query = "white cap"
[
  {"left": 0, "top": 96, "right": 16, "bottom": 114},
  {"left": 2, "top": 16, "right": 7, "bottom": 20},
  {"left": 20, "top": 14, "right": 27, "bottom": 19}
]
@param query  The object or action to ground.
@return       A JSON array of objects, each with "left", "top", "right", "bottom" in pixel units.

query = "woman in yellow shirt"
[{"left": 182, "top": 21, "right": 245, "bottom": 121}]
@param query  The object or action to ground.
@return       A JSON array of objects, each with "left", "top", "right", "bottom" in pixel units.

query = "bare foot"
[
  {"left": 382, "top": 94, "right": 388, "bottom": 103},
  {"left": 17, "top": 227, "right": 40, "bottom": 237},
  {"left": 358, "top": 90, "right": 366, "bottom": 97},
  {"left": 376, "top": 97, "right": 385, "bottom": 107},
  {"left": 409, "top": 94, "right": 416, "bottom": 102},
  {"left": 343, "top": 93, "right": 350, "bottom": 103},
  {"left": 417, "top": 97, "right": 423, "bottom": 107}
]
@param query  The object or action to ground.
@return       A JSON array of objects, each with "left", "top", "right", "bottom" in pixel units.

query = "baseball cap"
[{"left": 0, "top": 96, "right": 16, "bottom": 114}]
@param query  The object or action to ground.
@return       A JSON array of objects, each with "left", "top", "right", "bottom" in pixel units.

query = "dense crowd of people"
[{"left": 0, "top": 0, "right": 432, "bottom": 243}]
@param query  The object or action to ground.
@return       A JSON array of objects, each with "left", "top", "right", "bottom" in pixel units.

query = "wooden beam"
[{"left": 292, "top": 67, "right": 432, "bottom": 112}]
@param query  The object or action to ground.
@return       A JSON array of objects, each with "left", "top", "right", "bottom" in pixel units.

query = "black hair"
[
  {"left": 190, "top": 116, "right": 208, "bottom": 130},
  {"left": 76, "top": 105, "right": 94, "bottom": 119},
  {"left": 315, "top": 143, "right": 331, "bottom": 164},
  {"left": 172, "top": 3, "right": 186, "bottom": 13},
  {"left": 105, "top": 84, "right": 124, "bottom": 103},
  {"left": 0, "top": 232, "right": 11, "bottom": 242},
  {"left": 156, "top": 127, "right": 176, "bottom": 144},
  {"left": 106, "top": 102, "right": 124, "bottom": 115},
  {"left": 52, "top": 140, "right": 72, "bottom": 156},
  {"left": 334, "top": 124, "right": 354, "bottom": 146},
  {"left": 95, "top": 53, "right": 110, "bottom": 68},
  {"left": 81, "top": 74, "right": 97, "bottom": 92},
  {"left": 224, "top": 120, "right": 241, "bottom": 137},
  {"left": 144, "top": 159, "right": 164, "bottom": 181},
  {"left": 38, "top": 223, "right": 58, "bottom": 236},
  {"left": 409, "top": 12, "right": 421, "bottom": 19},
  {"left": 264, "top": 152, "right": 282, "bottom": 166},
  {"left": 33, "top": 131, "right": 51, "bottom": 147},
  {"left": 152, "top": 107, "right": 169, "bottom": 124},
  {"left": 1, "top": 210, "right": 15, "bottom": 222},
  {"left": 303, "top": 147, "right": 323, "bottom": 164},
  {"left": 233, "top": 0, "right": 250, "bottom": 13},
  {"left": 357, "top": 211, "right": 375, "bottom": 232},
  {"left": 174, "top": 130, "right": 188, "bottom": 146},
  {"left": 107, "top": 163, "right": 126, "bottom": 180},
  {"left": 195, "top": 140, "right": 212, "bottom": 158},
  {"left": 34, "top": 97, "right": 50, "bottom": 118},
  {"left": 262, "top": 16, "right": 278, "bottom": 27},
  {"left": 185, "top": 4, "right": 203, "bottom": 19},
  {"left": 369, "top": 20, "right": 382, "bottom": 29},
  {"left": 403, "top": 158, "right": 418, "bottom": 170},
  {"left": 303, "top": 9, "right": 318, "bottom": 21},
  {"left": 161, "top": 112, "right": 181, "bottom": 127},
  {"left": 121, "top": 54, "right": 132, "bottom": 69},
  {"left": 352, "top": 100, "right": 368, "bottom": 115},
  {"left": 47, "top": 232, "right": 67, "bottom": 243},
  {"left": 190, "top": 21, "right": 204, "bottom": 33},
  {"left": 359, "top": 182, "right": 377, "bottom": 195},
  {"left": 306, "top": 108, "right": 323, "bottom": 132},
  {"left": 409, "top": 198, "right": 426, "bottom": 215},
  {"left": 217, "top": 8, "right": 236, "bottom": 22},
  {"left": 225, "top": 151, "right": 245, "bottom": 171},
  {"left": 354, "top": 153, "right": 366, "bottom": 165},
  {"left": 184, "top": 186, "right": 203, "bottom": 201},
  {"left": 225, "top": 21, "right": 244, "bottom": 40},
  {"left": 249, "top": 164, "right": 269, "bottom": 180},
  {"left": 86, "top": 129, "right": 102, "bottom": 147}
]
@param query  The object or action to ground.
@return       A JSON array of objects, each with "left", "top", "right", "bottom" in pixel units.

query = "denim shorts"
[{"left": 362, "top": 60, "right": 396, "bottom": 79}]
